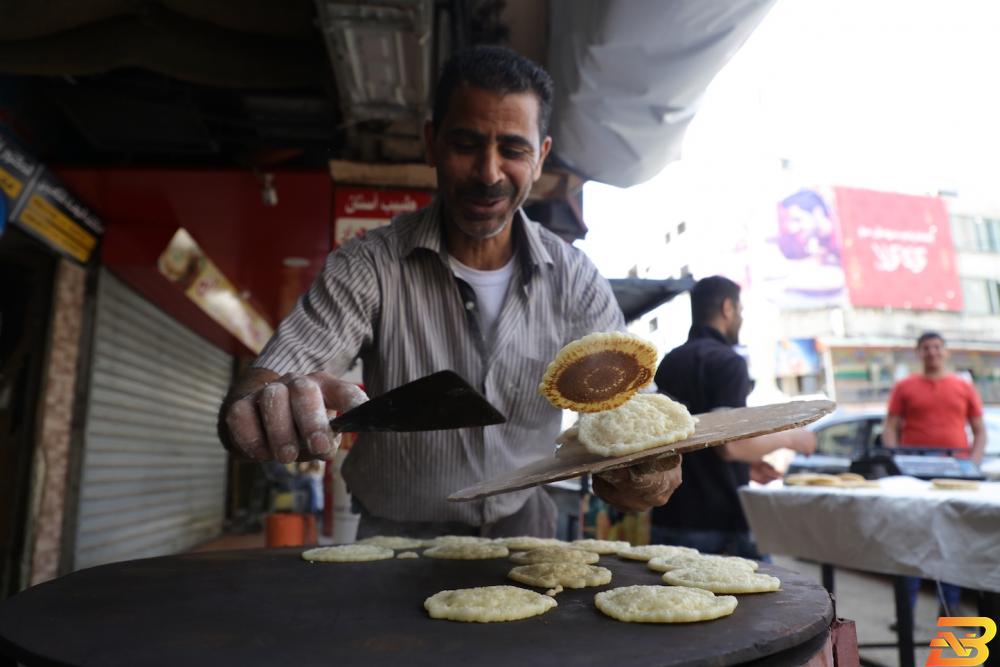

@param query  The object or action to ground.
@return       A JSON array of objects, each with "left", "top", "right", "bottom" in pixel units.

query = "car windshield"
[{"left": 815, "top": 420, "right": 865, "bottom": 457}]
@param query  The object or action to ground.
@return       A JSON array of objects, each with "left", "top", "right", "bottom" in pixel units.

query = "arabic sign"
[
  {"left": 158, "top": 228, "right": 273, "bottom": 353},
  {"left": 0, "top": 132, "right": 103, "bottom": 263},
  {"left": 835, "top": 187, "right": 961, "bottom": 311},
  {"left": 332, "top": 187, "right": 432, "bottom": 249}
]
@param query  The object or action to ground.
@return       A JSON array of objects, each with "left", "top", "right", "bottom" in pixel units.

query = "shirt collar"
[
  {"left": 401, "top": 197, "right": 554, "bottom": 270},
  {"left": 688, "top": 324, "right": 731, "bottom": 345}
]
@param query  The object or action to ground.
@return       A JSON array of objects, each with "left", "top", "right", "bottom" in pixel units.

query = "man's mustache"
[{"left": 458, "top": 182, "right": 514, "bottom": 200}]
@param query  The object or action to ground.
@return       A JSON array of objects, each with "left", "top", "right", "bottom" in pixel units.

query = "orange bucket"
[
  {"left": 266, "top": 513, "right": 305, "bottom": 547},
  {"left": 303, "top": 514, "right": 318, "bottom": 545}
]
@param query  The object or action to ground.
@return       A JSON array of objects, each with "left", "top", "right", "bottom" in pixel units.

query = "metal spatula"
[{"left": 329, "top": 370, "right": 506, "bottom": 432}]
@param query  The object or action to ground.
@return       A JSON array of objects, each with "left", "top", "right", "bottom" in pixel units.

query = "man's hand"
[
  {"left": 750, "top": 460, "right": 782, "bottom": 484},
  {"left": 219, "top": 369, "right": 368, "bottom": 463},
  {"left": 593, "top": 454, "right": 682, "bottom": 512}
]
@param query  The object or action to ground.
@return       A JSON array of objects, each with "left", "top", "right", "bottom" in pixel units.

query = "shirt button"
[{"left": 465, "top": 301, "right": 475, "bottom": 310}]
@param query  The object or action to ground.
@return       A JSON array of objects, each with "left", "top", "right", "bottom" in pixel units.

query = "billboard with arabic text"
[{"left": 835, "top": 187, "right": 962, "bottom": 311}]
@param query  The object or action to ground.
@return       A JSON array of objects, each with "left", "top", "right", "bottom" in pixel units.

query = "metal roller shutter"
[{"left": 74, "top": 270, "right": 231, "bottom": 570}]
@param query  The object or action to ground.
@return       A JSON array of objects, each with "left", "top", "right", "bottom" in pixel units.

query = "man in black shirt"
[{"left": 651, "top": 276, "right": 815, "bottom": 558}]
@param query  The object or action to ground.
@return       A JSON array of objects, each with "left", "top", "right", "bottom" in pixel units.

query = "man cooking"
[
  {"left": 651, "top": 276, "right": 816, "bottom": 558},
  {"left": 218, "top": 46, "right": 681, "bottom": 539}
]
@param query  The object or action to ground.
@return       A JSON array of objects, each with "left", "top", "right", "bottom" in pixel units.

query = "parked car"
[{"left": 786, "top": 406, "right": 1000, "bottom": 479}]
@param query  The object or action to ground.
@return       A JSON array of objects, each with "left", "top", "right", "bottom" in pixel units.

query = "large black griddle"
[{"left": 0, "top": 548, "right": 833, "bottom": 667}]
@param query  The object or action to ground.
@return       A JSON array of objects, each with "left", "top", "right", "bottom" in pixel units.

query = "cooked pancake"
[
  {"left": 577, "top": 394, "right": 697, "bottom": 457},
  {"left": 429, "top": 535, "right": 496, "bottom": 546},
  {"left": 508, "top": 562, "right": 612, "bottom": 589},
  {"left": 595, "top": 585, "right": 737, "bottom": 623},
  {"left": 357, "top": 536, "right": 426, "bottom": 550},
  {"left": 423, "top": 543, "right": 509, "bottom": 560},
  {"left": 300, "top": 545, "right": 394, "bottom": 562},
  {"left": 509, "top": 546, "right": 600, "bottom": 565},
  {"left": 647, "top": 553, "right": 758, "bottom": 573},
  {"left": 424, "top": 586, "right": 557, "bottom": 622},
  {"left": 571, "top": 539, "right": 631, "bottom": 554},
  {"left": 930, "top": 478, "right": 980, "bottom": 491},
  {"left": 539, "top": 332, "right": 657, "bottom": 413},
  {"left": 617, "top": 544, "right": 699, "bottom": 562},
  {"left": 662, "top": 564, "right": 781, "bottom": 594},
  {"left": 497, "top": 536, "right": 565, "bottom": 551}
]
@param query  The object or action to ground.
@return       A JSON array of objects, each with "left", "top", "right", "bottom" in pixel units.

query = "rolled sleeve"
[
  {"left": 564, "top": 248, "right": 625, "bottom": 339},
  {"left": 254, "top": 238, "right": 380, "bottom": 376}
]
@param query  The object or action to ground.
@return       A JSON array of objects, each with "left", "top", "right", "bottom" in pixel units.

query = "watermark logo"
[{"left": 926, "top": 617, "right": 996, "bottom": 667}]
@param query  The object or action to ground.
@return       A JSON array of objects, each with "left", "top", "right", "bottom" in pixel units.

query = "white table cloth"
[{"left": 739, "top": 476, "right": 1000, "bottom": 592}]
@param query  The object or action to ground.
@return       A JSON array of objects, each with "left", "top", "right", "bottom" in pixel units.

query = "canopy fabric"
[
  {"left": 609, "top": 276, "right": 695, "bottom": 323},
  {"left": 548, "top": 0, "right": 777, "bottom": 188}
]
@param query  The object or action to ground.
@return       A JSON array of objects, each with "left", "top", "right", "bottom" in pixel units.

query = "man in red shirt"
[
  {"left": 882, "top": 331, "right": 987, "bottom": 620},
  {"left": 883, "top": 332, "right": 986, "bottom": 463}
]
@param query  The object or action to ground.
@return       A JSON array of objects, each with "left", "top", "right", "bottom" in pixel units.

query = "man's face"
[
  {"left": 724, "top": 297, "right": 744, "bottom": 345},
  {"left": 917, "top": 337, "right": 947, "bottom": 371},
  {"left": 425, "top": 86, "right": 552, "bottom": 240}
]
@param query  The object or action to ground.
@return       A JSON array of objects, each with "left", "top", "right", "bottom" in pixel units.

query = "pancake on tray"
[{"left": 577, "top": 393, "right": 697, "bottom": 457}]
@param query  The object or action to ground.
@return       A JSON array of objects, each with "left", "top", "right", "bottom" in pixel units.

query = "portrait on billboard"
[{"left": 758, "top": 187, "right": 847, "bottom": 308}]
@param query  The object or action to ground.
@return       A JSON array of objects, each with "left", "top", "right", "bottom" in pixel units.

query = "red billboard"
[
  {"left": 332, "top": 187, "right": 432, "bottom": 249},
  {"left": 835, "top": 187, "right": 962, "bottom": 311}
]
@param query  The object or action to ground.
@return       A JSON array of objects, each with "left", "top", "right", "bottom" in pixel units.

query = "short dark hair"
[
  {"left": 691, "top": 276, "right": 741, "bottom": 325},
  {"left": 916, "top": 331, "right": 944, "bottom": 347},
  {"left": 432, "top": 45, "right": 554, "bottom": 141}
]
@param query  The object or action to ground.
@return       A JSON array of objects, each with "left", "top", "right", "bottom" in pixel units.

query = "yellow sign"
[
  {"left": 0, "top": 165, "right": 23, "bottom": 199},
  {"left": 927, "top": 616, "right": 997, "bottom": 667},
  {"left": 18, "top": 193, "right": 98, "bottom": 262}
]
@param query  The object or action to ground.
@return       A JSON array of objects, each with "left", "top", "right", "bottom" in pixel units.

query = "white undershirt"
[{"left": 449, "top": 255, "right": 516, "bottom": 340}]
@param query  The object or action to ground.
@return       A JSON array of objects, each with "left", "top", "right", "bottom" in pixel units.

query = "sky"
[{"left": 577, "top": 0, "right": 1000, "bottom": 278}]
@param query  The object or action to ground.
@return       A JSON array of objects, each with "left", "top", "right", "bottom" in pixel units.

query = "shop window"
[
  {"left": 962, "top": 279, "right": 991, "bottom": 314},
  {"left": 952, "top": 215, "right": 1000, "bottom": 253},
  {"left": 950, "top": 215, "right": 976, "bottom": 251},
  {"left": 986, "top": 217, "right": 1000, "bottom": 252}
]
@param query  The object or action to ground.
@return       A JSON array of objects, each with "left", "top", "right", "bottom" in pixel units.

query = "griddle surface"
[{"left": 0, "top": 548, "right": 833, "bottom": 667}]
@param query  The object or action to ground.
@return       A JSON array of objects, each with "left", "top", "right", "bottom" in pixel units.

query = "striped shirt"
[{"left": 254, "top": 199, "right": 623, "bottom": 524}]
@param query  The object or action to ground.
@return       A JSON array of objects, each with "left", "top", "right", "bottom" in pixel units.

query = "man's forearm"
[
  {"left": 971, "top": 429, "right": 987, "bottom": 463},
  {"left": 881, "top": 416, "right": 900, "bottom": 447},
  {"left": 722, "top": 430, "right": 808, "bottom": 463}
]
